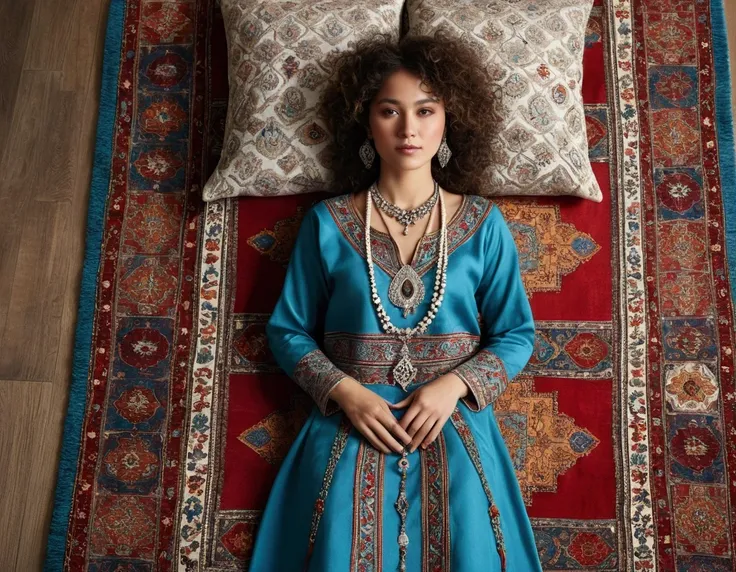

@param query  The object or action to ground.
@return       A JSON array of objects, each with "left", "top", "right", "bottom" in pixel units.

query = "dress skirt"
[{"left": 248, "top": 384, "right": 542, "bottom": 571}]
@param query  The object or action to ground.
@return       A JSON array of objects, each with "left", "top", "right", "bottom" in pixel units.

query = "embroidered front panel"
[
  {"left": 293, "top": 349, "right": 348, "bottom": 415},
  {"left": 324, "top": 194, "right": 493, "bottom": 277},
  {"left": 324, "top": 333, "right": 481, "bottom": 388},
  {"left": 451, "top": 350, "right": 509, "bottom": 412},
  {"left": 421, "top": 434, "right": 451, "bottom": 572},
  {"left": 351, "top": 442, "right": 384, "bottom": 571},
  {"left": 306, "top": 416, "right": 352, "bottom": 562},
  {"left": 450, "top": 409, "right": 507, "bottom": 571}
]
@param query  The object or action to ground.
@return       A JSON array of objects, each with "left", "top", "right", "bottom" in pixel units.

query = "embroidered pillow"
[
  {"left": 202, "top": 0, "right": 404, "bottom": 201},
  {"left": 404, "top": 0, "right": 602, "bottom": 202}
]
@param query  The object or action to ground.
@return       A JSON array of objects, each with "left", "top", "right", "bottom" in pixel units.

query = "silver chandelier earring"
[
  {"left": 359, "top": 139, "right": 375, "bottom": 169},
  {"left": 437, "top": 134, "right": 451, "bottom": 168}
]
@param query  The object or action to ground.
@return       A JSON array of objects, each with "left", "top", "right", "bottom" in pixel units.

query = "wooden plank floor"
[
  {"left": 0, "top": 2, "right": 734, "bottom": 570},
  {"left": 0, "top": 0, "right": 109, "bottom": 569}
]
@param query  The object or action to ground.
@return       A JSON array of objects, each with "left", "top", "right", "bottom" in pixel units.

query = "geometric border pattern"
[{"left": 610, "top": 1, "right": 654, "bottom": 567}]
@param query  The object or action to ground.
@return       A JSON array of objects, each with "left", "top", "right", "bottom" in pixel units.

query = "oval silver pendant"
[{"left": 389, "top": 265, "right": 425, "bottom": 318}]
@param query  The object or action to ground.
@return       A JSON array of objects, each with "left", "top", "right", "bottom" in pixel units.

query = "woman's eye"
[
  {"left": 419, "top": 108, "right": 433, "bottom": 116},
  {"left": 382, "top": 109, "right": 398, "bottom": 116}
]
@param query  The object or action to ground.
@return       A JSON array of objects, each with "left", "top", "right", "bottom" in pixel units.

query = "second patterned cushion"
[{"left": 404, "top": 0, "right": 603, "bottom": 202}]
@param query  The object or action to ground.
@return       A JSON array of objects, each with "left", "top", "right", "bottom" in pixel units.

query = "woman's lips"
[{"left": 396, "top": 146, "right": 421, "bottom": 155}]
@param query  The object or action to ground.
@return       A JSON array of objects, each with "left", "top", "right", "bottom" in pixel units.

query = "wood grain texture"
[
  {"left": 0, "top": 0, "right": 37, "bottom": 163},
  {"left": 24, "top": 0, "right": 78, "bottom": 72},
  {"left": 0, "top": 0, "right": 108, "bottom": 569},
  {"left": 0, "top": 381, "right": 54, "bottom": 571}
]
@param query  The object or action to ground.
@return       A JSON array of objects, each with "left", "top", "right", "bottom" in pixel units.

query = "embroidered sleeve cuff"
[
  {"left": 293, "top": 349, "right": 348, "bottom": 416},
  {"left": 451, "top": 350, "right": 509, "bottom": 412}
]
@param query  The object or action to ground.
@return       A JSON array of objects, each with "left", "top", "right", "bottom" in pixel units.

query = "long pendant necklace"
[
  {"left": 374, "top": 200, "right": 435, "bottom": 318},
  {"left": 365, "top": 186, "right": 448, "bottom": 572},
  {"left": 364, "top": 185, "right": 448, "bottom": 390},
  {"left": 370, "top": 181, "right": 439, "bottom": 235}
]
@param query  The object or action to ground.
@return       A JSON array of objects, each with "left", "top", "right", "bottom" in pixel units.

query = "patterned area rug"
[{"left": 44, "top": 0, "right": 736, "bottom": 570}]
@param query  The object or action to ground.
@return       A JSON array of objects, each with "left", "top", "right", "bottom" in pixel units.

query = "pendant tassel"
[
  {"left": 489, "top": 482, "right": 507, "bottom": 570},
  {"left": 396, "top": 449, "right": 410, "bottom": 572}
]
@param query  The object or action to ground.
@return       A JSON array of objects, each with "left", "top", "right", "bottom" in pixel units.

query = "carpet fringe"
[
  {"left": 711, "top": 0, "right": 736, "bottom": 310},
  {"left": 43, "top": 1, "right": 127, "bottom": 569}
]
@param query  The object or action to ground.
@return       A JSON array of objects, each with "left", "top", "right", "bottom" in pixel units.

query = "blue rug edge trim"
[
  {"left": 712, "top": 0, "right": 736, "bottom": 309},
  {"left": 43, "top": 1, "right": 126, "bottom": 569}
]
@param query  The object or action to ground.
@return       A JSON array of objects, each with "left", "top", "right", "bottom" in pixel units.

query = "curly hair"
[{"left": 317, "top": 33, "right": 497, "bottom": 195}]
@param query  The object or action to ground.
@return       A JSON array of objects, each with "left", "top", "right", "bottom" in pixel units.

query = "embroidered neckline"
[{"left": 324, "top": 193, "right": 492, "bottom": 278}]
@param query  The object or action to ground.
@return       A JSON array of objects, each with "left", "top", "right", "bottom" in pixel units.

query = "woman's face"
[{"left": 367, "top": 68, "right": 446, "bottom": 173}]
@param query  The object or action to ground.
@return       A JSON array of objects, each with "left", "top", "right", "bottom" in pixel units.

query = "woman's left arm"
[{"left": 449, "top": 205, "right": 535, "bottom": 412}]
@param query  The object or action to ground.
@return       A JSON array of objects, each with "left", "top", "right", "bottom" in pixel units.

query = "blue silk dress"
[{"left": 249, "top": 192, "right": 542, "bottom": 571}]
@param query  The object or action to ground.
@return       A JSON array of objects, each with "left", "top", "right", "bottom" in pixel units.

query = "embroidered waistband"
[{"left": 323, "top": 332, "right": 481, "bottom": 387}]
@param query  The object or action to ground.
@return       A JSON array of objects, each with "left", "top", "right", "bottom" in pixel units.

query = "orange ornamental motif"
[
  {"left": 651, "top": 109, "right": 701, "bottom": 167},
  {"left": 238, "top": 398, "right": 311, "bottom": 465},
  {"left": 247, "top": 207, "right": 307, "bottom": 266},
  {"left": 220, "top": 521, "right": 258, "bottom": 561},
  {"left": 133, "top": 148, "right": 185, "bottom": 182},
  {"left": 141, "top": 2, "right": 195, "bottom": 44},
  {"left": 113, "top": 387, "right": 162, "bottom": 424},
  {"left": 496, "top": 200, "right": 600, "bottom": 296},
  {"left": 494, "top": 376, "right": 599, "bottom": 504},
  {"left": 673, "top": 485, "right": 730, "bottom": 556},
  {"left": 103, "top": 435, "right": 160, "bottom": 484}
]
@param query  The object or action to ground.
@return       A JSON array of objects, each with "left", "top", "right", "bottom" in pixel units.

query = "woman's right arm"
[
  {"left": 266, "top": 205, "right": 411, "bottom": 453},
  {"left": 266, "top": 206, "right": 348, "bottom": 416}
]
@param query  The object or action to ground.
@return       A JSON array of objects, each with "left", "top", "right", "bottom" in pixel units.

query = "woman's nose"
[{"left": 397, "top": 115, "right": 417, "bottom": 139}]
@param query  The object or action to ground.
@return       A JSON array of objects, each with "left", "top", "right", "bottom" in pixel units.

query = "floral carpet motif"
[
  {"left": 495, "top": 201, "right": 601, "bottom": 297},
  {"left": 494, "top": 377, "right": 600, "bottom": 504},
  {"left": 45, "top": 0, "right": 736, "bottom": 570}
]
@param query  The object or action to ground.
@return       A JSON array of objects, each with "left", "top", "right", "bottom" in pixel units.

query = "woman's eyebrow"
[{"left": 376, "top": 97, "right": 440, "bottom": 105}]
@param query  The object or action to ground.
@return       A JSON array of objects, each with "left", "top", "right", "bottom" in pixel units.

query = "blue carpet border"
[
  {"left": 43, "top": 1, "right": 126, "bottom": 569},
  {"left": 711, "top": 0, "right": 736, "bottom": 310}
]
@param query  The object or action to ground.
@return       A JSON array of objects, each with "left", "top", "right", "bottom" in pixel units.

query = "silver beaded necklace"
[
  {"left": 364, "top": 187, "right": 448, "bottom": 390},
  {"left": 369, "top": 181, "right": 439, "bottom": 235}
]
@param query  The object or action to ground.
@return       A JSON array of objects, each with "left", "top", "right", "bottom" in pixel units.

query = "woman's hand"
[
  {"left": 328, "top": 377, "right": 413, "bottom": 454},
  {"left": 388, "top": 373, "right": 468, "bottom": 452}
]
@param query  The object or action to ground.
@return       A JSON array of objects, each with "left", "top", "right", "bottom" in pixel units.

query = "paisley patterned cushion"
[
  {"left": 202, "top": 0, "right": 404, "bottom": 201},
  {"left": 405, "top": 0, "right": 602, "bottom": 202}
]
